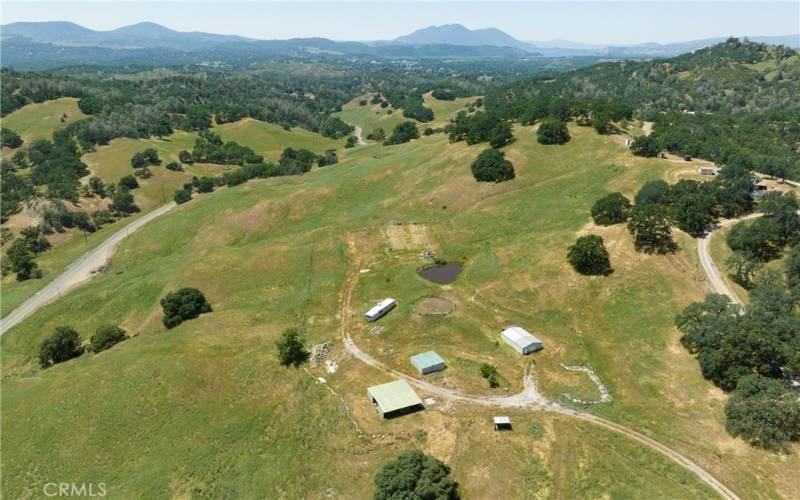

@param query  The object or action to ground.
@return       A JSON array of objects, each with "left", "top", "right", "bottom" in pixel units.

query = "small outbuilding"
[
  {"left": 683, "top": 155, "right": 692, "bottom": 162},
  {"left": 501, "top": 326, "right": 543, "bottom": 355},
  {"left": 367, "top": 380, "right": 424, "bottom": 419},
  {"left": 698, "top": 166, "right": 718, "bottom": 176},
  {"left": 493, "top": 416, "right": 512, "bottom": 430},
  {"left": 410, "top": 351, "right": 446, "bottom": 375},
  {"left": 365, "top": 298, "right": 397, "bottom": 322}
]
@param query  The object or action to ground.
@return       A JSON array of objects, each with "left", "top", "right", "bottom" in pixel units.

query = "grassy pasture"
[
  {"left": 81, "top": 130, "right": 228, "bottom": 212},
  {"left": 2, "top": 125, "right": 797, "bottom": 498},
  {"left": 215, "top": 118, "right": 343, "bottom": 162},
  {"left": 1, "top": 97, "right": 87, "bottom": 143}
]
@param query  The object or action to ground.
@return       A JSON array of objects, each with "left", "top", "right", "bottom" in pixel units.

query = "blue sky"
[{"left": 2, "top": 1, "right": 798, "bottom": 44}]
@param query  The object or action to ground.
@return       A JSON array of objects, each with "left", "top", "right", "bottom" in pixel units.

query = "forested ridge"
[{"left": 486, "top": 38, "right": 800, "bottom": 179}]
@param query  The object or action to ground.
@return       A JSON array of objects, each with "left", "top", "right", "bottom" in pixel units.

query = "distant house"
[
  {"left": 656, "top": 151, "right": 667, "bottom": 159},
  {"left": 683, "top": 155, "right": 692, "bottom": 162},
  {"left": 624, "top": 138, "right": 633, "bottom": 147},
  {"left": 698, "top": 166, "right": 718, "bottom": 176},
  {"left": 410, "top": 351, "right": 446, "bottom": 375},
  {"left": 367, "top": 380, "right": 424, "bottom": 419},
  {"left": 365, "top": 298, "right": 396, "bottom": 322},
  {"left": 500, "top": 326, "right": 543, "bottom": 355}
]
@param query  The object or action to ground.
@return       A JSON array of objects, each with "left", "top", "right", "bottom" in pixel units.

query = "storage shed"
[
  {"left": 493, "top": 416, "right": 512, "bottom": 430},
  {"left": 698, "top": 166, "right": 718, "bottom": 176},
  {"left": 410, "top": 351, "right": 446, "bottom": 374},
  {"left": 501, "top": 326, "right": 543, "bottom": 355},
  {"left": 365, "top": 298, "right": 397, "bottom": 322},
  {"left": 367, "top": 380, "right": 424, "bottom": 419}
]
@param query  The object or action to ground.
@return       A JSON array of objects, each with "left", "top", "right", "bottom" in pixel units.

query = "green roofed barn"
[
  {"left": 367, "top": 380, "right": 424, "bottom": 419},
  {"left": 410, "top": 351, "right": 446, "bottom": 375}
]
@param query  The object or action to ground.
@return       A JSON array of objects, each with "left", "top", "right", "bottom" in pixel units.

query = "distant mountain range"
[
  {"left": 395, "top": 24, "right": 800, "bottom": 56},
  {"left": 0, "top": 21, "right": 797, "bottom": 69}
]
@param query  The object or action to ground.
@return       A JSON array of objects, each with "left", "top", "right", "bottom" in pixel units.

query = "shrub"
[
  {"left": 374, "top": 449, "right": 459, "bottom": 500},
  {"left": 178, "top": 150, "right": 194, "bottom": 164},
  {"left": 479, "top": 363, "right": 499, "bottom": 388},
  {"left": 39, "top": 326, "right": 83, "bottom": 368},
  {"left": 118, "top": 175, "right": 139, "bottom": 190},
  {"left": 317, "top": 150, "right": 338, "bottom": 167},
  {"left": 630, "top": 135, "right": 659, "bottom": 157},
  {"left": 174, "top": 188, "right": 192, "bottom": 205},
  {"left": 383, "top": 121, "right": 420, "bottom": 146},
  {"left": 470, "top": 148, "right": 515, "bottom": 183},
  {"left": 275, "top": 327, "right": 309, "bottom": 367},
  {"left": 130, "top": 152, "right": 146, "bottom": 168},
  {"left": 133, "top": 167, "right": 152, "bottom": 179},
  {"left": 110, "top": 189, "right": 139, "bottom": 215},
  {"left": 90, "top": 325, "right": 128, "bottom": 353},
  {"left": 160, "top": 288, "right": 212, "bottom": 328},
  {"left": 591, "top": 192, "right": 631, "bottom": 225},
  {"left": 345, "top": 136, "right": 357, "bottom": 148},
  {"left": 165, "top": 161, "right": 184, "bottom": 172},
  {"left": 195, "top": 176, "right": 215, "bottom": 193},
  {"left": 537, "top": 119, "right": 570, "bottom": 145},
  {"left": 1, "top": 128, "right": 23, "bottom": 148},
  {"left": 567, "top": 235, "right": 612, "bottom": 275}
]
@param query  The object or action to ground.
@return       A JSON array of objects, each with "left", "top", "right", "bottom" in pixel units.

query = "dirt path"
[
  {"left": 338, "top": 237, "right": 740, "bottom": 500},
  {"left": 353, "top": 126, "right": 366, "bottom": 145},
  {"left": 0, "top": 202, "right": 177, "bottom": 336},
  {"left": 697, "top": 215, "right": 759, "bottom": 305}
]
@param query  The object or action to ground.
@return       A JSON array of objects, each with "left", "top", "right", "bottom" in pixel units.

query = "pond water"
[{"left": 418, "top": 264, "right": 463, "bottom": 284}]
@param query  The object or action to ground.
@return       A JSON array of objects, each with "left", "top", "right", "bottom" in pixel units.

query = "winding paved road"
[
  {"left": 339, "top": 238, "right": 740, "bottom": 500},
  {"left": 0, "top": 202, "right": 176, "bottom": 336}
]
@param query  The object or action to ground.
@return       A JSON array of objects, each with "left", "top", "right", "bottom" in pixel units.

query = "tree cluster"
[
  {"left": 160, "top": 287, "right": 212, "bottom": 329},
  {"left": 384, "top": 121, "right": 420, "bottom": 146}
]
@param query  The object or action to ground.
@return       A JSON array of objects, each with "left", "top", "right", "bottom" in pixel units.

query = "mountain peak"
[{"left": 394, "top": 24, "right": 534, "bottom": 51}]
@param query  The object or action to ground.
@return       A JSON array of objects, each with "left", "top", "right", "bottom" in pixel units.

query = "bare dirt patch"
[
  {"left": 415, "top": 296, "right": 456, "bottom": 316},
  {"left": 386, "top": 222, "right": 432, "bottom": 250}
]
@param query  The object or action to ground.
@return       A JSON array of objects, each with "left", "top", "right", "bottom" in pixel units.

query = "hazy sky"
[{"left": 2, "top": 1, "right": 798, "bottom": 44}]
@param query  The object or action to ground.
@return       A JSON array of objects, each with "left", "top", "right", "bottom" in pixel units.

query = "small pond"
[{"left": 418, "top": 264, "right": 463, "bottom": 284}]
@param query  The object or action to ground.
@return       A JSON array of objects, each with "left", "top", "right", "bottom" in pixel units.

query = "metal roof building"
[
  {"left": 365, "top": 298, "right": 397, "bottom": 322},
  {"left": 410, "top": 351, "right": 446, "bottom": 375},
  {"left": 501, "top": 326, "right": 543, "bottom": 355},
  {"left": 367, "top": 380, "right": 424, "bottom": 418}
]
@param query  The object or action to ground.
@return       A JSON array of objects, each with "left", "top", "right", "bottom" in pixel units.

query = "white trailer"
[{"left": 365, "top": 298, "right": 397, "bottom": 322}]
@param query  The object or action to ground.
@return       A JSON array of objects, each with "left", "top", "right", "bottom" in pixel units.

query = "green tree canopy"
[
  {"left": 567, "top": 235, "right": 612, "bottom": 275},
  {"left": 90, "top": 325, "right": 128, "bottom": 353},
  {"left": 725, "top": 375, "right": 800, "bottom": 450},
  {"left": 374, "top": 449, "right": 459, "bottom": 500},
  {"left": 536, "top": 119, "right": 570, "bottom": 145},
  {"left": 470, "top": 148, "right": 515, "bottom": 183},
  {"left": 39, "top": 326, "right": 84, "bottom": 368},
  {"left": 627, "top": 204, "right": 676, "bottom": 254},
  {"left": 275, "top": 327, "right": 309, "bottom": 367},
  {"left": 384, "top": 121, "right": 420, "bottom": 146},
  {"left": 160, "top": 288, "right": 212, "bottom": 329},
  {"left": 591, "top": 192, "right": 631, "bottom": 225}
]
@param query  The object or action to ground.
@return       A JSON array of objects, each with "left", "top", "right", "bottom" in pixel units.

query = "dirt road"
[
  {"left": 338, "top": 238, "right": 740, "bottom": 500},
  {"left": 0, "top": 202, "right": 177, "bottom": 336}
]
